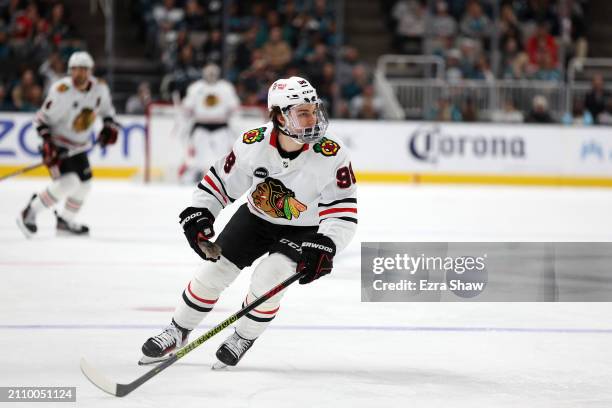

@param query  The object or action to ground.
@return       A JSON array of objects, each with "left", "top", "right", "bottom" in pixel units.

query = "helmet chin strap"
[{"left": 278, "top": 126, "right": 305, "bottom": 145}]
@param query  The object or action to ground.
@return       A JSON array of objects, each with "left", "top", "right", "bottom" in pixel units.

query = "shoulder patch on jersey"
[
  {"left": 313, "top": 137, "right": 340, "bottom": 157},
  {"left": 57, "top": 83, "right": 70, "bottom": 93},
  {"left": 242, "top": 127, "right": 266, "bottom": 144}
]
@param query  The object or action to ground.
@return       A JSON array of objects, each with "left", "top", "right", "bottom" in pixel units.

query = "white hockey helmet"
[
  {"left": 68, "top": 51, "right": 94, "bottom": 69},
  {"left": 267, "top": 76, "right": 328, "bottom": 144}
]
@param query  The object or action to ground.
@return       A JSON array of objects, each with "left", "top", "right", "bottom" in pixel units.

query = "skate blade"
[
  {"left": 211, "top": 360, "right": 229, "bottom": 370},
  {"left": 138, "top": 354, "right": 172, "bottom": 366},
  {"left": 16, "top": 217, "right": 33, "bottom": 239}
]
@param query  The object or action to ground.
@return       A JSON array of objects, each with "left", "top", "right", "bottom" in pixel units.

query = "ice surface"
[{"left": 1, "top": 179, "right": 611, "bottom": 407}]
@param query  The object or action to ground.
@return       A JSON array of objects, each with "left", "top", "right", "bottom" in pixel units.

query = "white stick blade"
[{"left": 80, "top": 357, "right": 118, "bottom": 396}]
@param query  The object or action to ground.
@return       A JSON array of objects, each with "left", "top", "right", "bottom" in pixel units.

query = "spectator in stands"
[
  {"left": 126, "top": 81, "right": 152, "bottom": 115},
  {"left": 491, "top": 99, "right": 524, "bottom": 123},
  {"left": 11, "top": 68, "right": 37, "bottom": 111},
  {"left": 350, "top": 84, "right": 382, "bottom": 119},
  {"left": 459, "top": 0, "right": 492, "bottom": 40},
  {"left": 558, "top": 0, "right": 588, "bottom": 62},
  {"left": 341, "top": 64, "right": 369, "bottom": 101},
  {"left": 532, "top": 50, "right": 560, "bottom": 81},
  {"left": 183, "top": 0, "right": 206, "bottom": 32},
  {"left": 430, "top": 1, "right": 457, "bottom": 37},
  {"left": 315, "top": 61, "right": 336, "bottom": 109},
  {"left": 392, "top": 0, "right": 426, "bottom": 54},
  {"left": 149, "top": 0, "right": 184, "bottom": 56},
  {"left": 12, "top": 2, "right": 39, "bottom": 40},
  {"left": 526, "top": 21, "right": 558, "bottom": 66},
  {"left": 38, "top": 51, "right": 64, "bottom": 93},
  {"left": 458, "top": 37, "right": 479, "bottom": 78},
  {"left": 501, "top": 37, "right": 529, "bottom": 79},
  {"left": 48, "top": 2, "right": 73, "bottom": 46},
  {"left": 584, "top": 73, "right": 609, "bottom": 124},
  {"left": 525, "top": 95, "right": 554, "bottom": 123},
  {"left": 428, "top": 96, "right": 462, "bottom": 122},
  {"left": 460, "top": 97, "right": 478, "bottom": 122},
  {"left": 235, "top": 25, "right": 257, "bottom": 70},
  {"left": 472, "top": 55, "right": 494, "bottom": 82},
  {"left": 262, "top": 26, "right": 292, "bottom": 72},
  {"left": 596, "top": 98, "right": 612, "bottom": 126},
  {"left": 201, "top": 28, "right": 223, "bottom": 66},
  {"left": 337, "top": 46, "right": 360, "bottom": 87},
  {"left": 168, "top": 44, "right": 200, "bottom": 97},
  {"left": 562, "top": 99, "right": 593, "bottom": 125},
  {"left": 20, "top": 83, "right": 42, "bottom": 112},
  {"left": 445, "top": 49, "right": 463, "bottom": 83},
  {"left": 153, "top": 0, "right": 184, "bottom": 33},
  {"left": 0, "top": 82, "right": 14, "bottom": 110}
]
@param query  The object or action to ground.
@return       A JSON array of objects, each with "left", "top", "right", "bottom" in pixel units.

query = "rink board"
[{"left": 1, "top": 112, "right": 612, "bottom": 186}]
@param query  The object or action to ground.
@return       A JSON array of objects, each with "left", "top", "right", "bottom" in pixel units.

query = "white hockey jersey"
[
  {"left": 182, "top": 79, "right": 240, "bottom": 124},
  {"left": 35, "top": 76, "right": 116, "bottom": 152},
  {"left": 192, "top": 123, "right": 358, "bottom": 252}
]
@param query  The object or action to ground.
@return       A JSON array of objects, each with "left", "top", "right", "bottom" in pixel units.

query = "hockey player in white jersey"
[
  {"left": 16, "top": 51, "right": 119, "bottom": 237},
  {"left": 178, "top": 63, "right": 240, "bottom": 183},
  {"left": 140, "top": 76, "right": 357, "bottom": 367}
]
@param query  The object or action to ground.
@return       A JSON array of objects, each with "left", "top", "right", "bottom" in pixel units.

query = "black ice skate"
[
  {"left": 55, "top": 212, "right": 89, "bottom": 236},
  {"left": 139, "top": 321, "right": 190, "bottom": 365},
  {"left": 16, "top": 194, "right": 38, "bottom": 238},
  {"left": 213, "top": 330, "right": 256, "bottom": 369}
]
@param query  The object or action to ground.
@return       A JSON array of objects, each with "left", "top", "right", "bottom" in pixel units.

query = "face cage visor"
[{"left": 281, "top": 103, "right": 329, "bottom": 144}]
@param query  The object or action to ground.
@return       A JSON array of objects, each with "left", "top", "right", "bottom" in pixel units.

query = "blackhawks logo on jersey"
[
  {"left": 242, "top": 127, "right": 266, "bottom": 144},
  {"left": 72, "top": 108, "right": 96, "bottom": 132},
  {"left": 204, "top": 94, "right": 219, "bottom": 106},
  {"left": 313, "top": 137, "right": 340, "bottom": 157},
  {"left": 251, "top": 177, "right": 307, "bottom": 220}
]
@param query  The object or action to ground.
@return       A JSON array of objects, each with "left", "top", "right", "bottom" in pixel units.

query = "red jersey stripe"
[
  {"left": 319, "top": 207, "right": 358, "bottom": 216},
  {"left": 204, "top": 175, "right": 227, "bottom": 204}
]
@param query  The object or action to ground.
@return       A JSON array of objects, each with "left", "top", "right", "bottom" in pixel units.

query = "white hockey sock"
[
  {"left": 31, "top": 174, "right": 81, "bottom": 214},
  {"left": 236, "top": 253, "right": 295, "bottom": 340},
  {"left": 60, "top": 180, "right": 91, "bottom": 222},
  {"left": 236, "top": 292, "right": 281, "bottom": 340},
  {"left": 173, "top": 257, "right": 241, "bottom": 330}
]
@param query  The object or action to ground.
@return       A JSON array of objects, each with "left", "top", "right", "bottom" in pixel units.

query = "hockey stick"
[
  {"left": 0, "top": 141, "right": 101, "bottom": 182},
  {"left": 80, "top": 261, "right": 307, "bottom": 397}
]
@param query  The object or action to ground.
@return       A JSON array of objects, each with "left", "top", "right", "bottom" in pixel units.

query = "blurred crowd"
[
  {"left": 0, "top": 0, "right": 610, "bottom": 125},
  {"left": 0, "top": 0, "right": 83, "bottom": 111},
  {"left": 388, "top": 0, "right": 588, "bottom": 81},
  {"left": 134, "top": 0, "right": 379, "bottom": 119}
]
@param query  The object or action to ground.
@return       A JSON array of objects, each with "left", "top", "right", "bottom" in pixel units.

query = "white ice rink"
[{"left": 1, "top": 179, "right": 612, "bottom": 407}]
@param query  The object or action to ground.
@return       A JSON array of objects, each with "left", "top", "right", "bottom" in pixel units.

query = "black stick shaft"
[
  {"left": 115, "top": 269, "right": 306, "bottom": 397},
  {"left": 0, "top": 162, "right": 45, "bottom": 182}
]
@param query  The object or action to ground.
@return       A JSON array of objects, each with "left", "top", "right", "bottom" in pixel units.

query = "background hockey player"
[
  {"left": 178, "top": 63, "right": 240, "bottom": 184},
  {"left": 140, "top": 76, "right": 358, "bottom": 368},
  {"left": 16, "top": 51, "right": 119, "bottom": 237}
]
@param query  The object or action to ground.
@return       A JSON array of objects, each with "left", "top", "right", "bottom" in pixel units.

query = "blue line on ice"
[{"left": 1, "top": 324, "right": 611, "bottom": 334}]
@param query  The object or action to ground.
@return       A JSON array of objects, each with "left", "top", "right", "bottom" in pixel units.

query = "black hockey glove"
[
  {"left": 41, "top": 137, "right": 60, "bottom": 167},
  {"left": 297, "top": 233, "right": 336, "bottom": 285},
  {"left": 97, "top": 118, "right": 119, "bottom": 147},
  {"left": 179, "top": 207, "right": 218, "bottom": 262}
]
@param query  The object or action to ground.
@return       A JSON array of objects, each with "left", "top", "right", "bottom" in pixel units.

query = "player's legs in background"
[
  {"left": 16, "top": 170, "right": 80, "bottom": 237},
  {"left": 54, "top": 152, "right": 92, "bottom": 235},
  {"left": 178, "top": 127, "right": 200, "bottom": 184}
]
